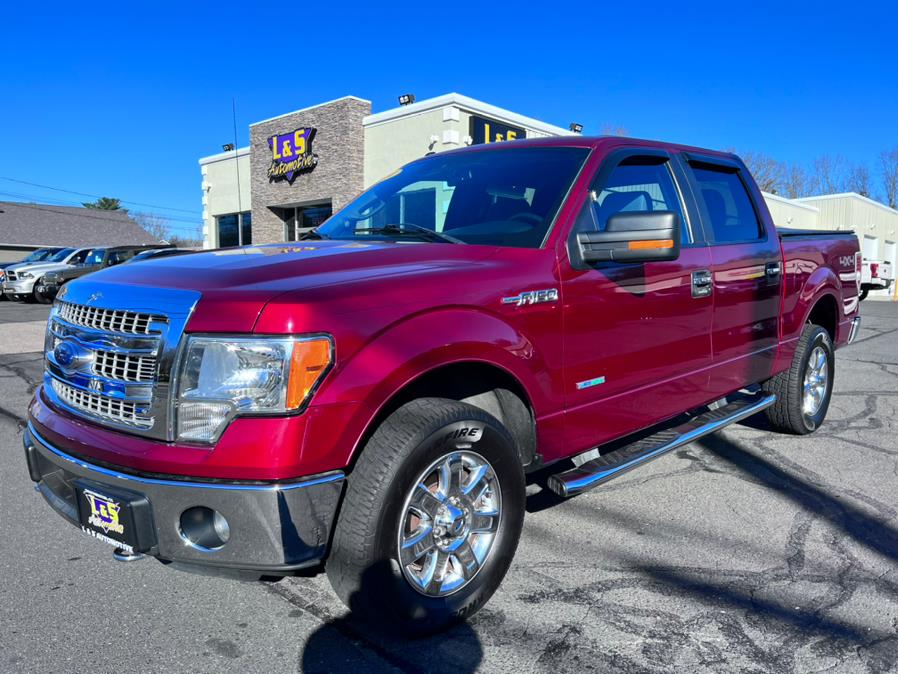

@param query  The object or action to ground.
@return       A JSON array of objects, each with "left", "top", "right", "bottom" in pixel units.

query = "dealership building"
[{"left": 199, "top": 92, "right": 898, "bottom": 300}]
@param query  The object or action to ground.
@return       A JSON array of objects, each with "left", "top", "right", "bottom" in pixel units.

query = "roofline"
[
  {"left": 198, "top": 146, "right": 250, "bottom": 165},
  {"left": 760, "top": 191, "right": 820, "bottom": 212},
  {"left": 795, "top": 192, "right": 898, "bottom": 216},
  {"left": 362, "top": 92, "right": 574, "bottom": 137},
  {"left": 248, "top": 95, "right": 372, "bottom": 128}
]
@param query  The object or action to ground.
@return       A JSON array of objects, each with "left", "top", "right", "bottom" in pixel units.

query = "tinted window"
[
  {"left": 691, "top": 166, "right": 762, "bottom": 243},
  {"left": 218, "top": 214, "right": 239, "bottom": 247},
  {"left": 577, "top": 160, "right": 689, "bottom": 244},
  {"left": 318, "top": 147, "right": 589, "bottom": 249},
  {"left": 69, "top": 249, "right": 89, "bottom": 264}
]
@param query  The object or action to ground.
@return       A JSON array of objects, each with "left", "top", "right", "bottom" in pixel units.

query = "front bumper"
[
  {"left": 2, "top": 278, "right": 36, "bottom": 298},
  {"left": 24, "top": 423, "right": 345, "bottom": 577}
]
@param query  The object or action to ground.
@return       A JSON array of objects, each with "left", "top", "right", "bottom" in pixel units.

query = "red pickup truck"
[{"left": 24, "top": 136, "right": 861, "bottom": 634}]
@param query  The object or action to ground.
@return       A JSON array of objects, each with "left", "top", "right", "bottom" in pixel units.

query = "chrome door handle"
[
  {"left": 765, "top": 261, "right": 781, "bottom": 277},
  {"left": 692, "top": 270, "right": 712, "bottom": 298}
]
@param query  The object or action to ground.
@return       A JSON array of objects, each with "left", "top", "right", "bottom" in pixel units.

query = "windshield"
[
  {"left": 23, "top": 248, "right": 56, "bottom": 262},
  {"left": 47, "top": 248, "right": 75, "bottom": 263},
  {"left": 84, "top": 249, "right": 105, "bottom": 265},
  {"left": 317, "top": 147, "right": 589, "bottom": 248}
]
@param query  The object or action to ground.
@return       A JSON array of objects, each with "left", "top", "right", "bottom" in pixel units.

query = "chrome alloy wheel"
[
  {"left": 803, "top": 345, "right": 829, "bottom": 416},
  {"left": 397, "top": 451, "right": 501, "bottom": 597}
]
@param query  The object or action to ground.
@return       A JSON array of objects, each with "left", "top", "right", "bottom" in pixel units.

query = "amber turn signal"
[
  {"left": 286, "top": 338, "right": 332, "bottom": 409},
  {"left": 628, "top": 239, "right": 674, "bottom": 251}
]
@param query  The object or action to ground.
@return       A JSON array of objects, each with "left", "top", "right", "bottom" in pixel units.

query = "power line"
[
  {"left": 0, "top": 176, "right": 202, "bottom": 215},
  {"left": 0, "top": 198, "right": 203, "bottom": 234},
  {"left": 0, "top": 191, "right": 204, "bottom": 228}
]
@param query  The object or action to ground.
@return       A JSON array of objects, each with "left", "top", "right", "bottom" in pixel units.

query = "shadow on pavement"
[{"left": 301, "top": 561, "right": 483, "bottom": 674}]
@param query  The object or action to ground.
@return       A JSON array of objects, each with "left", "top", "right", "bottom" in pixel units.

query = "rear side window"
[
  {"left": 691, "top": 166, "right": 762, "bottom": 243},
  {"left": 576, "top": 159, "right": 690, "bottom": 244}
]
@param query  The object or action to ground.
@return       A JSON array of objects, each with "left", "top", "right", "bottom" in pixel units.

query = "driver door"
[{"left": 558, "top": 149, "right": 715, "bottom": 454}]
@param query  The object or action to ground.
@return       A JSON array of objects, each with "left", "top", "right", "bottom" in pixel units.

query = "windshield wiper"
[
  {"left": 354, "top": 223, "right": 465, "bottom": 244},
  {"left": 298, "top": 228, "right": 329, "bottom": 240}
]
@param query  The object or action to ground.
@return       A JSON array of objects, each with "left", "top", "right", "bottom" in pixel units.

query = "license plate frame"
[{"left": 74, "top": 479, "right": 156, "bottom": 554}]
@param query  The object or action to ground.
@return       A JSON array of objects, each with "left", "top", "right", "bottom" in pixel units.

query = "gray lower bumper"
[{"left": 24, "top": 424, "right": 345, "bottom": 576}]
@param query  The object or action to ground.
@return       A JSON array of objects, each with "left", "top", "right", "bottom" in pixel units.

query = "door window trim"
[
  {"left": 567, "top": 148, "right": 702, "bottom": 269},
  {"left": 682, "top": 153, "right": 769, "bottom": 247}
]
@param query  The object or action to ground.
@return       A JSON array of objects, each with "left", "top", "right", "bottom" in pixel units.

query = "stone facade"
[{"left": 249, "top": 96, "right": 370, "bottom": 243}]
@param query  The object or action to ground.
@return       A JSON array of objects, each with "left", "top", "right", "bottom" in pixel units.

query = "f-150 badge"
[{"left": 502, "top": 288, "right": 559, "bottom": 307}]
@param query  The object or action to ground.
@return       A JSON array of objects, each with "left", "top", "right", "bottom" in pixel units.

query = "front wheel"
[
  {"left": 33, "top": 282, "right": 52, "bottom": 304},
  {"left": 326, "top": 398, "right": 525, "bottom": 635},
  {"left": 762, "top": 324, "right": 834, "bottom": 434}
]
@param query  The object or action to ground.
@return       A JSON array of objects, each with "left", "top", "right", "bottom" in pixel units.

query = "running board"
[{"left": 546, "top": 392, "right": 776, "bottom": 497}]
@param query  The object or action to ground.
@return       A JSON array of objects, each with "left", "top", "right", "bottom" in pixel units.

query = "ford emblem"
[{"left": 53, "top": 340, "right": 93, "bottom": 373}]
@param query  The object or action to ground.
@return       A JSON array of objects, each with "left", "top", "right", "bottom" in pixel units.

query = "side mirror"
[{"left": 577, "top": 211, "right": 680, "bottom": 263}]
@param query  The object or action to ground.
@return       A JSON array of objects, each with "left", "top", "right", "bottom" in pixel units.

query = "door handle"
[
  {"left": 765, "top": 261, "right": 781, "bottom": 277},
  {"left": 692, "top": 269, "right": 712, "bottom": 298}
]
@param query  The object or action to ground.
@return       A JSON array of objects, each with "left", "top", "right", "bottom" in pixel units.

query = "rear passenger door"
[{"left": 682, "top": 154, "right": 782, "bottom": 393}]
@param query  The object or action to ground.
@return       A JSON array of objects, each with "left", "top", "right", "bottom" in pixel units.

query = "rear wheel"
[
  {"left": 762, "top": 324, "right": 834, "bottom": 434},
  {"left": 326, "top": 398, "right": 525, "bottom": 635}
]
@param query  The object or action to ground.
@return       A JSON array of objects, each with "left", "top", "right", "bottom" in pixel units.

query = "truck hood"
[
  {"left": 67, "top": 241, "right": 499, "bottom": 332},
  {"left": 8, "top": 261, "right": 73, "bottom": 275}
]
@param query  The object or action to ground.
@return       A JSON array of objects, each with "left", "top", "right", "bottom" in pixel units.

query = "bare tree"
[
  {"left": 739, "top": 151, "right": 784, "bottom": 193},
  {"left": 845, "top": 164, "right": 872, "bottom": 198},
  {"left": 880, "top": 148, "right": 898, "bottom": 209},
  {"left": 810, "top": 155, "right": 849, "bottom": 194},
  {"left": 131, "top": 212, "right": 171, "bottom": 243},
  {"left": 781, "top": 163, "right": 811, "bottom": 199}
]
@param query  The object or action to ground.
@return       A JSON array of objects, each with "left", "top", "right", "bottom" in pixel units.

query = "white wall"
[{"left": 199, "top": 149, "right": 251, "bottom": 248}]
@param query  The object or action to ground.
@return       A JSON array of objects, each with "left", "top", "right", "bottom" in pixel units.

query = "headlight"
[
  {"left": 175, "top": 335, "right": 332, "bottom": 442},
  {"left": 19, "top": 271, "right": 33, "bottom": 279}
]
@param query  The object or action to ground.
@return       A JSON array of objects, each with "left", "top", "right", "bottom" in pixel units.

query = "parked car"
[
  {"left": 1, "top": 248, "right": 64, "bottom": 300},
  {"left": 126, "top": 248, "right": 195, "bottom": 263},
  {"left": 35, "top": 245, "right": 162, "bottom": 301},
  {"left": 859, "top": 257, "right": 894, "bottom": 300},
  {"left": 1, "top": 247, "right": 91, "bottom": 303},
  {"left": 24, "top": 137, "right": 860, "bottom": 634}
]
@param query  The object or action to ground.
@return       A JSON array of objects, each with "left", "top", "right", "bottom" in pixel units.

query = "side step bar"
[{"left": 546, "top": 392, "right": 776, "bottom": 497}]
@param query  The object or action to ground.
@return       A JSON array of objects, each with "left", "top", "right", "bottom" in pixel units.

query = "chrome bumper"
[
  {"left": 24, "top": 423, "right": 345, "bottom": 576},
  {"left": 848, "top": 316, "right": 862, "bottom": 344},
  {"left": 2, "top": 278, "right": 35, "bottom": 295}
]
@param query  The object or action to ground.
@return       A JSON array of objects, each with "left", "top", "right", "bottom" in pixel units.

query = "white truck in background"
[{"left": 860, "top": 258, "right": 894, "bottom": 300}]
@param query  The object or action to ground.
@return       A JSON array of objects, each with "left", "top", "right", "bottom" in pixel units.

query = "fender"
[
  {"left": 775, "top": 266, "right": 841, "bottom": 372},
  {"left": 303, "top": 307, "right": 558, "bottom": 472}
]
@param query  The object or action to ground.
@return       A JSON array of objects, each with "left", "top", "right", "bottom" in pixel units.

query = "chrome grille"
[
  {"left": 57, "top": 301, "right": 164, "bottom": 335},
  {"left": 93, "top": 350, "right": 157, "bottom": 382},
  {"left": 50, "top": 379, "right": 152, "bottom": 429}
]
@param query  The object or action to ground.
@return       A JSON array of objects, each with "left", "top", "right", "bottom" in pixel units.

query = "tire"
[
  {"left": 33, "top": 282, "right": 51, "bottom": 304},
  {"left": 859, "top": 288, "right": 869, "bottom": 301},
  {"left": 762, "top": 324, "right": 834, "bottom": 434},
  {"left": 326, "top": 397, "right": 526, "bottom": 636}
]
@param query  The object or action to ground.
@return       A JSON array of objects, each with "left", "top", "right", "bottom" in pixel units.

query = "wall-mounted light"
[
  {"left": 569, "top": 123, "right": 583, "bottom": 134},
  {"left": 398, "top": 94, "right": 416, "bottom": 106},
  {"left": 222, "top": 143, "right": 235, "bottom": 151}
]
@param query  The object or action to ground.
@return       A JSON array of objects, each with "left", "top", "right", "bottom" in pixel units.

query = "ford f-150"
[{"left": 23, "top": 136, "right": 861, "bottom": 634}]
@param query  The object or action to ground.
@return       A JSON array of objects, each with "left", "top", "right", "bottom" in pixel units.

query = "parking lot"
[{"left": 1, "top": 300, "right": 897, "bottom": 673}]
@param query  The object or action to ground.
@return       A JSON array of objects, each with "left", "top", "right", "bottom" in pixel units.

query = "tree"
[
  {"left": 777, "top": 163, "right": 809, "bottom": 199},
  {"left": 810, "top": 155, "right": 849, "bottom": 194},
  {"left": 131, "top": 212, "right": 170, "bottom": 242},
  {"left": 83, "top": 196, "right": 123, "bottom": 210},
  {"left": 880, "top": 148, "right": 898, "bottom": 209},
  {"left": 845, "top": 164, "right": 872, "bottom": 198},
  {"left": 739, "top": 152, "right": 784, "bottom": 194}
]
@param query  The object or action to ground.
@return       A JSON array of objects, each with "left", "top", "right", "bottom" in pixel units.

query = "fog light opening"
[{"left": 179, "top": 507, "right": 230, "bottom": 551}]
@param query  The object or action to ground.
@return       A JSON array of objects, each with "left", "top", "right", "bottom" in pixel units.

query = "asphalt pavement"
[{"left": 1, "top": 300, "right": 897, "bottom": 673}]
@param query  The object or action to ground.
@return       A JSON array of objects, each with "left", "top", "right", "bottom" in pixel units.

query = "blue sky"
[{"left": 1, "top": 0, "right": 896, "bottom": 237}]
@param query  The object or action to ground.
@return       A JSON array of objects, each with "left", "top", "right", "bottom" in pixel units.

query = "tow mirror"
[{"left": 577, "top": 211, "right": 680, "bottom": 263}]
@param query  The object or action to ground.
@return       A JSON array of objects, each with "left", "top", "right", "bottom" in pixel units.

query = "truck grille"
[
  {"left": 6, "top": 270, "right": 17, "bottom": 281},
  {"left": 93, "top": 350, "right": 157, "bottom": 382},
  {"left": 57, "top": 301, "right": 164, "bottom": 335},
  {"left": 50, "top": 379, "right": 152, "bottom": 429},
  {"left": 43, "top": 284, "right": 199, "bottom": 440}
]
